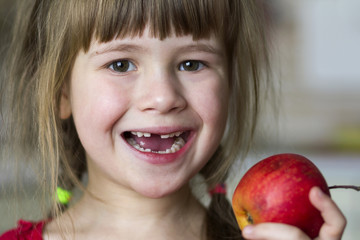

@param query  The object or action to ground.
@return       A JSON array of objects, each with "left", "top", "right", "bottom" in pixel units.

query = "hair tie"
[
  {"left": 209, "top": 183, "right": 227, "bottom": 196},
  {"left": 56, "top": 187, "right": 73, "bottom": 205}
]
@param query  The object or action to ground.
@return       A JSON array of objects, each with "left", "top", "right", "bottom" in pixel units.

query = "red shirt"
[{"left": 0, "top": 220, "right": 46, "bottom": 240}]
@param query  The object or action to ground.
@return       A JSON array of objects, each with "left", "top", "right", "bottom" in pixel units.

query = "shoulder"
[{"left": 0, "top": 220, "right": 46, "bottom": 240}]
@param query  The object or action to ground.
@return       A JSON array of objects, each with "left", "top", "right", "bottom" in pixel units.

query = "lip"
[{"left": 121, "top": 127, "right": 196, "bottom": 165}]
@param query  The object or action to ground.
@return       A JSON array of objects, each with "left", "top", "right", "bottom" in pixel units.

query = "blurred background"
[
  {"left": 244, "top": 1, "right": 360, "bottom": 239},
  {"left": 1, "top": 0, "right": 359, "bottom": 239}
]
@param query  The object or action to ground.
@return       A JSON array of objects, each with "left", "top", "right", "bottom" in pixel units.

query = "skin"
[
  {"left": 66, "top": 29, "right": 229, "bottom": 199},
  {"left": 232, "top": 154, "right": 332, "bottom": 238},
  {"left": 46, "top": 26, "right": 347, "bottom": 240},
  {"left": 241, "top": 187, "right": 347, "bottom": 240},
  {"left": 46, "top": 27, "right": 229, "bottom": 239}
]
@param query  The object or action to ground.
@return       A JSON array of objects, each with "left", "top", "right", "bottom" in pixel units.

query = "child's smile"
[
  {"left": 123, "top": 130, "right": 190, "bottom": 154},
  {"left": 4, "top": 2, "right": 347, "bottom": 239},
  {"left": 61, "top": 26, "right": 229, "bottom": 198},
  {"left": 122, "top": 128, "right": 194, "bottom": 165}
]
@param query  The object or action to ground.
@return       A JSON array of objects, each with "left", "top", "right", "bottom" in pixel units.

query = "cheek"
[
  {"left": 189, "top": 79, "right": 229, "bottom": 128},
  {"left": 186, "top": 78, "right": 229, "bottom": 170},
  {"left": 70, "top": 78, "right": 130, "bottom": 145}
]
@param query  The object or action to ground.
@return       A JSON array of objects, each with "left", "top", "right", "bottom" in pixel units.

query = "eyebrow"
[
  {"left": 177, "top": 44, "right": 224, "bottom": 57},
  {"left": 89, "top": 42, "right": 223, "bottom": 58},
  {"left": 90, "top": 44, "right": 147, "bottom": 58}
]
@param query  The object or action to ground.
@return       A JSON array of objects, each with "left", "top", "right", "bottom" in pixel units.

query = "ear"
[{"left": 59, "top": 83, "right": 72, "bottom": 119}]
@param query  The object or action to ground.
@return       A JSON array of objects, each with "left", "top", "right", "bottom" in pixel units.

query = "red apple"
[{"left": 232, "top": 153, "right": 330, "bottom": 238}]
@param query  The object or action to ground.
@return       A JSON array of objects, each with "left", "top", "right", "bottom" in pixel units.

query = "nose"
[{"left": 135, "top": 71, "right": 186, "bottom": 114}]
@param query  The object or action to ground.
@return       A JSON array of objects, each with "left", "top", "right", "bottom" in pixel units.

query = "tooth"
[
  {"left": 143, "top": 133, "right": 151, "bottom": 137},
  {"left": 127, "top": 138, "right": 136, "bottom": 146},
  {"left": 169, "top": 133, "right": 175, "bottom": 137},
  {"left": 173, "top": 137, "right": 183, "bottom": 145},
  {"left": 175, "top": 131, "right": 182, "bottom": 137},
  {"left": 128, "top": 138, "right": 136, "bottom": 145},
  {"left": 128, "top": 135, "right": 186, "bottom": 154},
  {"left": 161, "top": 134, "right": 170, "bottom": 139},
  {"left": 131, "top": 131, "right": 137, "bottom": 135},
  {"left": 137, "top": 132, "right": 143, "bottom": 137}
]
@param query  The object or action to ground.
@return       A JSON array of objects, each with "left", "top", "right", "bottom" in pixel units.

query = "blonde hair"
[{"left": 1, "top": 0, "right": 270, "bottom": 239}]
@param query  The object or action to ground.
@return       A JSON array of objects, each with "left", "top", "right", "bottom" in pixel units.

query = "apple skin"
[{"left": 232, "top": 153, "right": 330, "bottom": 238}]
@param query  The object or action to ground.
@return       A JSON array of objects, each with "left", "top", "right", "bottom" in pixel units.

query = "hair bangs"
[{"left": 77, "top": 0, "right": 230, "bottom": 51}]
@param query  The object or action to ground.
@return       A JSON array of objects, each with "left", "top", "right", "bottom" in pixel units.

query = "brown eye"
[
  {"left": 179, "top": 60, "right": 204, "bottom": 71},
  {"left": 109, "top": 60, "right": 136, "bottom": 72}
]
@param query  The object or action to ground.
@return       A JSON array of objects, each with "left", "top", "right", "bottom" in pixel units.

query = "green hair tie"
[{"left": 57, "top": 187, "right": 73, "bottom": 205}]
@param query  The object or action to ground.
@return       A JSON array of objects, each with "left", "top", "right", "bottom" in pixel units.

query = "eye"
[
  {"left": 108, "top": 60, "right": 136, "bottom": 73},
  {"left": 179, "top": 60, "right": 205, "bottom": 72}
]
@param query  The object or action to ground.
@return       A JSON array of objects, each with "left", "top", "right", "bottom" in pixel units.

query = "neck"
[
  {"left": 83, "top": 181, "right": 199, "bottom": 221},
  {"left": 53, "top": 180, "right": 206, "bottom": 239}
]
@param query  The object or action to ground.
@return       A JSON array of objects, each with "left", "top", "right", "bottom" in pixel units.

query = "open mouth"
[{"left": 123, "top": 131, "right": 190, "bottom": 154}]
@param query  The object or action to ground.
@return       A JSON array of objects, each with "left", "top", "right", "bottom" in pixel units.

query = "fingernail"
[{"left": 242, "top": 225, "right": 254, "bottom": 237}]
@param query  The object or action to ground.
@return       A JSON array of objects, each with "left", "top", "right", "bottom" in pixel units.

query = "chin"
[
  {"left": 131, "top": 177, "right": 187, "bottom": 199},
  {"left": 136, "top": 186, "right": 178, "bottom": 199}
]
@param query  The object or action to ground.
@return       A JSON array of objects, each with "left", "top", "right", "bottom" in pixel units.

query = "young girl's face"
[{"left": 61, "top": 26, "right": 229, "bottom": 198}]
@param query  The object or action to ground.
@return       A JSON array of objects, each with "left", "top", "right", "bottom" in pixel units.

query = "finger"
[
  {"left": 242, "top": 223, "right": 310, "bottom": 240},
  {"left": 309, "top": 187, "right": 347, "bottom": 240}
]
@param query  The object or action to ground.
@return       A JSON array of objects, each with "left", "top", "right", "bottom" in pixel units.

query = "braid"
[
  {"left": 201, "top": 147, "right": 243, "bottom": 240},
  {"left": 206, "top": 193, "right": 243, "bottom": 240}
]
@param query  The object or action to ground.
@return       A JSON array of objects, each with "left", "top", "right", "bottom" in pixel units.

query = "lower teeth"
[{"left": 126, "top": 137, "right": 185, "bottom": 154}]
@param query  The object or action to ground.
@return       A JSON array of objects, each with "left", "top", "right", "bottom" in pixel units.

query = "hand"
[{"left": 241, "top": 187, "right": 347, "bottom": 240}]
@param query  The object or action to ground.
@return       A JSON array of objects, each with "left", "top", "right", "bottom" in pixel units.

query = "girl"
[{"left": 0, "top": 0, "right": 346, "bottom": 239}]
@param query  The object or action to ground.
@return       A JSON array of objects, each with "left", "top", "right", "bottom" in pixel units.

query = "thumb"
[{"left": 310, "top": 187, "right": 346, "bottom": 240}]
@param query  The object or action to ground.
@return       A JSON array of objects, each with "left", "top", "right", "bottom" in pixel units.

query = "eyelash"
[
  {"left": 107, "top": 60, "right": 136, "bottom": 73},
  {"left": 178, "top": 60, "right": 206, "bottom": 72},
  {"left": 106, "top": 59, "right": 207, "bottom": 73}
]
